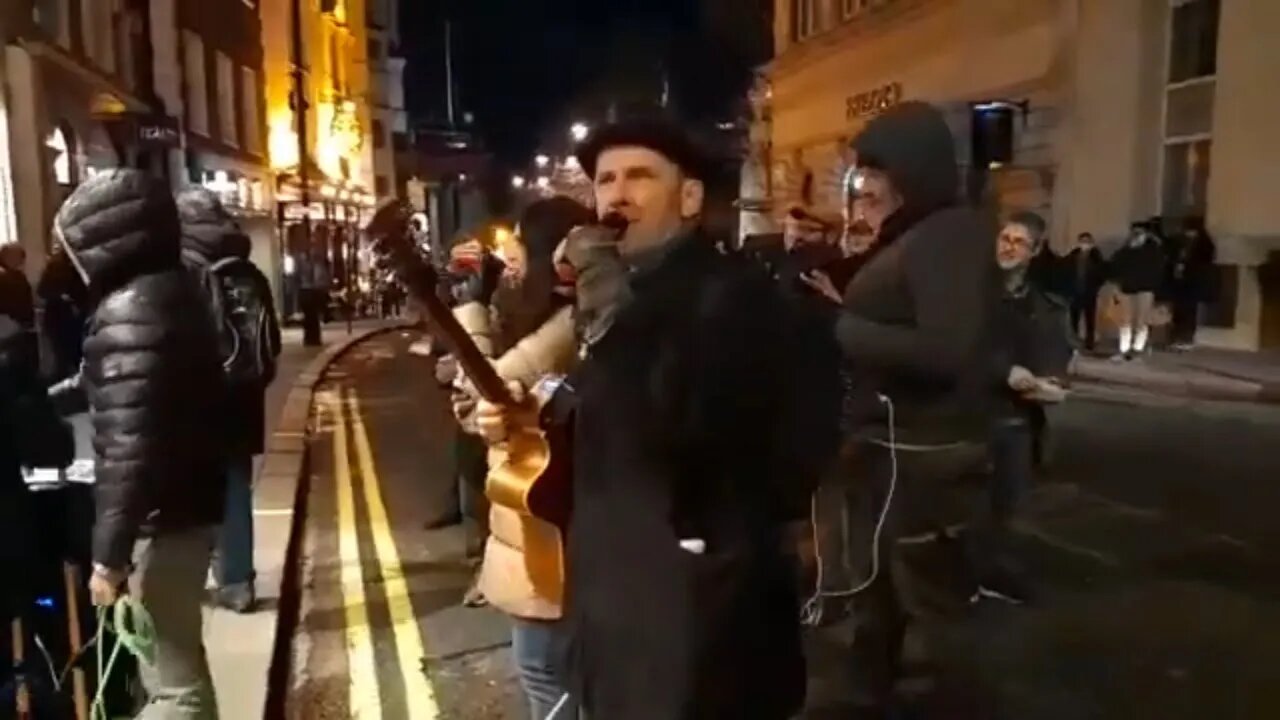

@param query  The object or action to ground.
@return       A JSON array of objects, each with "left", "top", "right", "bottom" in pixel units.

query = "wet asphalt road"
[{"left": 285, "top": 330, "right": 1280, "bottom": 719}]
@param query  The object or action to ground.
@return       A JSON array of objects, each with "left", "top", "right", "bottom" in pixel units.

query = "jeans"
[
  {"left": 215, "top": 455, "right": 256, "bottom": 588},
  {"left": 969, "top": 419, "right": 1032, "bottom": 580},
  {"left": 511, "top": 618, "right": 577, "bottom": 720},
  {"left": 134, "top": 526, "right": 219, "bottom": 719}
]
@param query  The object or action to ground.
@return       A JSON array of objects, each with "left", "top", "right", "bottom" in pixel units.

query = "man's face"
[
  {"left": 997, "top": 222, "right": 1037, "bottom": 270},
  {"left": 592, "top": 146, "right": 703, "bottom": 256},
  {"left": 846, "top": 167, "right": 902, "bottom": 246}
]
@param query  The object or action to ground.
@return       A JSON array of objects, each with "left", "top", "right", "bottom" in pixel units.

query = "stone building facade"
[{"left": 759, "top": 0, "right": 1280, "bottom": 350}]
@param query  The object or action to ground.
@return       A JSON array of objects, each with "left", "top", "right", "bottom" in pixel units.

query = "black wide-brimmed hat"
[{"left": 575, "top": 116, "right": 711, "bottom": 182}]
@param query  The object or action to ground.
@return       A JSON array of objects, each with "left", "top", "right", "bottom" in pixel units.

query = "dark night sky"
[{"left": 397, "top": 0, "right": 771, "bottom": 167}]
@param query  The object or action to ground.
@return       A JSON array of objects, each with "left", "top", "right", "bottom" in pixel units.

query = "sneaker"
[
  {"left": 969, "top": 570, "right": 1034, "bottom": 606},
  {"left": 461, "top": 573, "right": 488, "bottom": 608},
  {"left": 408, "top": 339, "right": 434, "bottom": 357},
  {"left": 215, "top": 583, "right": 257, "bottom": 614}
]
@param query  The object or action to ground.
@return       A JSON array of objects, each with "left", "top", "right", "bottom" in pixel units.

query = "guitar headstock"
[
  {"left": 366, "top": 199, "right": 414, "bottom": 254},
  {"left": 365, "top": 199, "right": 435, "bottom": 291}
]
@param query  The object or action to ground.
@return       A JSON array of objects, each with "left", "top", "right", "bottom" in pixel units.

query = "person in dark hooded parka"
[
  {"left": 828, "top": 101, "right": 999, "bottom": 714},
  {"left": 53, "top": 169, "right": 227, "bottom": 718}
]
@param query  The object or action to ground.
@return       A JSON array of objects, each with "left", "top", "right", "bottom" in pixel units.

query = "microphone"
[{"left": 600, "top": 211, "right": 629, "bottom": 233}]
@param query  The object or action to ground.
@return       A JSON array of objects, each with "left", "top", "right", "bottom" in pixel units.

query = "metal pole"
[
  {"left": 292, "top": 0, "right": 320, "bottom": 345},
  {"left": 444, "top": 20, "right": 456, "bottom": 127}
]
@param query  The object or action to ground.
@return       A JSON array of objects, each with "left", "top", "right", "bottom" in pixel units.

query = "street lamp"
[
  {"left": 564, "top": 155, "right": 581, "bottom": 170},
  {"left": 536, "top": 176, "right": 551, "bottom": 190},
  {"left": 512, "top": 175, "right": 526, "bottom": 189},
  {"left": 535, "top": 154, "right": 550, "bottom": 168},
  {"left": 570, "top": 122, "right": 589, "bottom": 142}
]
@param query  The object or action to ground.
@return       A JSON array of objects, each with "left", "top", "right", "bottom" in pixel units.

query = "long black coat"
[
  {"left": 562, "top": 232, "right": 843, "bottom": 720},
  {"left": 54, "top": 170, "right": 228, "bottom": 570}
]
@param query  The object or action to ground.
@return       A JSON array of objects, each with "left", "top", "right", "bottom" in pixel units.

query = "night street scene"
[{"left": 2, "top": 0, "right": 1280, "bottom": 719}]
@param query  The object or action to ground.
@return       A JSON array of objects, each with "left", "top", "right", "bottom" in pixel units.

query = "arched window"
[{"left": 46, "top": 125, "right": 75, "bottom": 185}]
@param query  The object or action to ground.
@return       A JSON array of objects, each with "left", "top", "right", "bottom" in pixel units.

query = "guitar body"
[{"left": 486, "top": 421, "right": 574, "bottom": 602}]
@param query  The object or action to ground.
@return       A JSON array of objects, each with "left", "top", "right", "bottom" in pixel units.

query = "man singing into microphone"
[{"left": 475, "top": 117, "right": 842, "bottom": 719}]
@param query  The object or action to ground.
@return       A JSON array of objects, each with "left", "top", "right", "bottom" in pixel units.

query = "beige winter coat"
[{"left": 452, "top": 300, "right": 577, "bottom": 619}]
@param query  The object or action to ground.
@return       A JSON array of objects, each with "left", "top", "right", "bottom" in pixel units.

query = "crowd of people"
[
  {"left": 1, "top": 172, "right": 281, "bottom": 718},
  {"left": 384, "top": 100, "right": 1154, "bottom": 719},
  {"left": 1042, "top": 216, "right": 1218, "bottom": 359}
]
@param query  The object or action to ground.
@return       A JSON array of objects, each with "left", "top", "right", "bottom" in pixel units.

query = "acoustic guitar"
[{"left": 366, "top": 200, "right": 574, "bottom": 599}]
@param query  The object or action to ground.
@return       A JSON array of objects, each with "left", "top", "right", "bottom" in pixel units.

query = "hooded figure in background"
[
  {"left": 54, "top": 169, "right": 227, "bottom": 717},
  {"left": 822, "top": 101, "right": 998, "bottom": 715},
  {"left": 176, "top": 186, "right": 281, "bottom": 613}
]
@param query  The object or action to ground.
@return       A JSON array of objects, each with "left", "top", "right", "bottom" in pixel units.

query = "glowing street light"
[
  {"left": 536, "top": 176, "right": 551, "bottom": 190},
  {"left": 535, "top": 154, "right": 550, "bottom": 168},
  {"left": 512, "top": 175, "right": 526, "bottom": 189},
  {"left": 564, "top": 155, "right": 581, "bottom": 170},
  {"left": 570, "top": 122, "right": 589, "bottom": 142}
]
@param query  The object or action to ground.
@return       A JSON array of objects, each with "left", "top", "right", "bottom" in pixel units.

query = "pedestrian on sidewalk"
[
  {"left": 1167, "top": 217, "right": 1217, "bottom": 350},
  {"left": 54, "top": 169, "right": 228, "bottom": 719},
  {"left": 0, "top": 243, "right": 34, "bottom": 329},
  {"left": 474, "top": 116, "right": 842, "bottom": 720},
  {"left": 1110, "top": 221, "right": 1165, "bottom": 360},
  {"left": 445, "top": 196, "right": 591, "bottom": 719},
  {"left": 1064, "top": 231, "right": 1107, "bottom": 352},
  {"left": 973, "top": 211, "right": 1072, "bottom": 605},
  {"left": 177, "top": 186, "right": 282, "bottom": 613},
  {"left": 827, "top": 101, "right": 998, "bottom": 715}
]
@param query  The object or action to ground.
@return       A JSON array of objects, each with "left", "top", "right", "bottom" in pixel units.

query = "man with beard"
[
  {"left": 475, "top": 117, "right": 843, "bottom": 719},
  {"left": 826, "top": 101, "right": 998, "bottom": 716}
]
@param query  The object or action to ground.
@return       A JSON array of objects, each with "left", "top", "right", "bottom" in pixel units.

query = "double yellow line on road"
[{"left": 326, "top": 386, "right": 440, "bottom": 719}]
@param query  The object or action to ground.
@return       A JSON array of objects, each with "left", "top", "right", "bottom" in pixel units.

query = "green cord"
[{"left": 90, "top": 597, "right": 156, "bottom": 720}]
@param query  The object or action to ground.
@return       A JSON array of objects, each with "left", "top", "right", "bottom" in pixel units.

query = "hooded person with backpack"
[
  {"left": 175, "top": 187, "right": 282, "bottom": 613},
  {"left": 54, "top": 169, "right": 228, "bottom": 718}
]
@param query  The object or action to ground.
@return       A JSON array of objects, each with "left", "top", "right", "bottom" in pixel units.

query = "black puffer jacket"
[
  {"left": 177, "top": 186, "right": 281, "bottom": 456},
  {"left": 54, "top": 170, "right": 228, "bottom": 570}
]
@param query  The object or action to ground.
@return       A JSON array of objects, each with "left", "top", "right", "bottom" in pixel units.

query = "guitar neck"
[{"left": 392, "top": 246, "right": 514, "bottom": 406}]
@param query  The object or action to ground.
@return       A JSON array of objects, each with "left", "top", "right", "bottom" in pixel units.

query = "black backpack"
[{"left": 205, "top": 257, "right": 279, "bottom": 387}]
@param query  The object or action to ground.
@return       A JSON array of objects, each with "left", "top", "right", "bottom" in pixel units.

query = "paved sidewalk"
[
  {"left": 205, "top": 319, "right": 410, "bottom": 720},
  {"left": 1072, "top": 348, "right": 1280, "bottom": 404}
]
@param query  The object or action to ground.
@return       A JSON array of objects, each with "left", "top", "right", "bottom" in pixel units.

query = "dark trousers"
[
  {"left": 1171, "top": 295, "right": 1200, "bottom": 345},
  {"left": 452, "top": 432, "right": 490, "bottom": 552},
  {"left": 968, "top": 419, "right": 1031, "bottom": 582},
  {"left": 829, "top": 441, "right": 983, "bottom": 708},
  {"left": 1070, "top": 291, "right": 1098, "bottom": 350}
]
